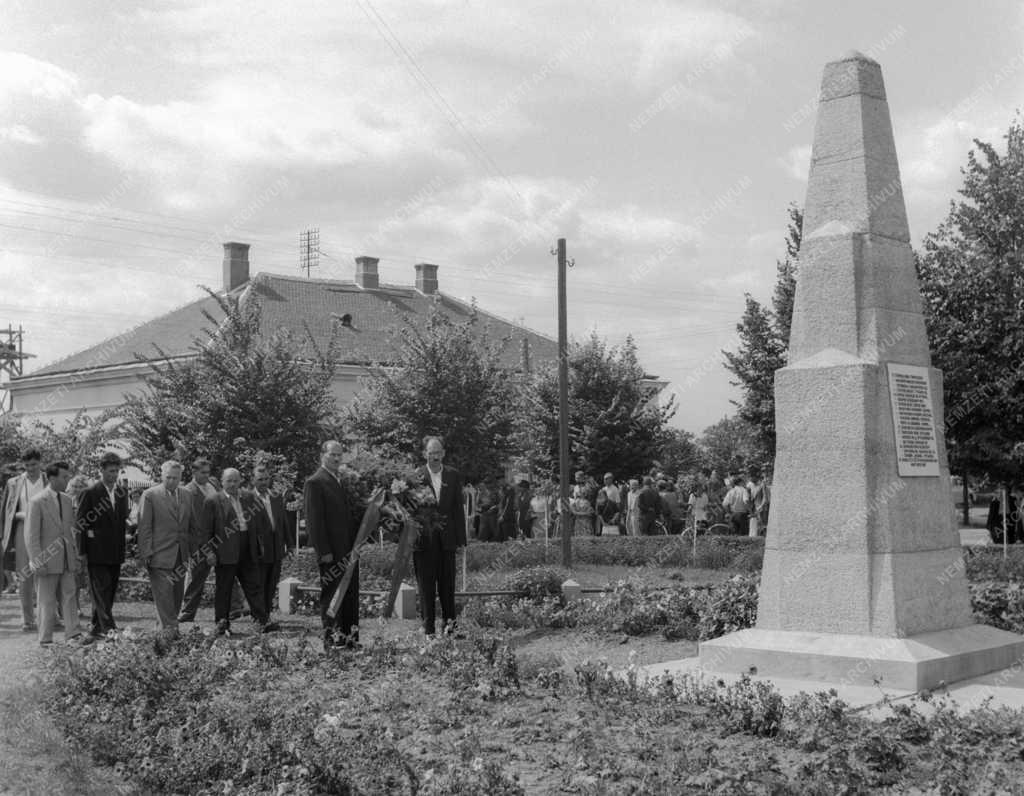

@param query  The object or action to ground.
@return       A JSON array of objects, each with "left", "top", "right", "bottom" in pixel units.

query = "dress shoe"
[
  {"left": 67, "top": 634, "right": 94, "bottom": 647},
  {"left": 177, "top": 614, "right": 195, "bottom": 624},
  {"left": 260, "top": 621, "right": 279, "bottom": 633},
  {"left": 215, "top": 620, "right": 231, "bottom": 637},
  {"left": 22, "top": 622, "right": 37, "bottom": 632},
  {"left": 229, "top": 610, "right": 249, "bottom": 620}
]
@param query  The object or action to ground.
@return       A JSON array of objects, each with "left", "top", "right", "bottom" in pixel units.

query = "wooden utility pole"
[{"left": 556, "top": 238, "right": 572, "bottom": 568}]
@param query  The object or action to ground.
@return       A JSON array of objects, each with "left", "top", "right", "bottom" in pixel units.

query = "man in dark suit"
[
  {"left": 179, "top": 457, "right": 243, "bottom": 623},
  {"left": 138, "top": 460, "right": 199, "bottom": 637},
  {"left": 76, "top": 452, "right": 130, "bottom": 639},
  {"left": 201, "top": 468, "right": 274, "bottom": 636},
  {"left": 414, "top": 436, "right": 467, "bottom": 636},
  {"left": 251, "top": 464, "right": 288, "bottom": 620},
  {"left": 304, "top": 440, "right": 359, "bottom": 648}
]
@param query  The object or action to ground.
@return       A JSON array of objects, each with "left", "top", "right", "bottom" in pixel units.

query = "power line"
[{"left": 352, "top": 0, "right": 522, "bottom": 203}]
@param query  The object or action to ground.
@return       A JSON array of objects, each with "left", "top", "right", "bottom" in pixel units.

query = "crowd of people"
[
  {"left": 1, "top": 439, "right": 772, "bottom": 650},
  {"left": 463, "top": 467, "right": 771, "bottom": 541},
  {"left": 1, "top": 448, "right": 295, "bottom": 647}
]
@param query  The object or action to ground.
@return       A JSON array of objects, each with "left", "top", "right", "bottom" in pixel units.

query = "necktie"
[{"left": 57, "top": 494, "right": 63, "bottom": 521}]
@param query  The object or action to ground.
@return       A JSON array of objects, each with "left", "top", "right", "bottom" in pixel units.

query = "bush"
[
  {"left": 964, "top": 546, "right": 1024, "bottom": 581},
  {"left": 502, "top": 566, "right": 569, "bottom": 603}
]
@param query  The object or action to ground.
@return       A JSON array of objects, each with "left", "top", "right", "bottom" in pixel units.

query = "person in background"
[
  {"left": 514, "top": 478, "right": 533, "bottom": 539},
  {"left": 637, "top": 476, "right": 662, "bottom": 535},
  {"left": 597, "top": 472, "right": 622, "bottom": 535},
  {"left": 722, "top": 475, "right": 752, "bottom": 536},
  {"left": 687, "top": 477, "right": 709, "bottom": 535},
  {"left": 530, "top": 482, "right": 555, "bottom": 538},
  {"left": 2, "top": 449, "right": 46, "bottom": 631},
  {"left": 476, "top": 475, "right": 498, "bottom": 542},
  {"left": 749, "top": 469, "right": 771, "bottom": 537},
  {"left": 625, "top": 478, "right": 641, "bottom": 537},
  {"left": 659, "top": 480, "right": 684, "bottom": 534},
  {"left": 496, "top": 474, "right": 516, "bottom": 543},
  {"left": 572, "top": 470, "right": 597, "bottom": 535}
]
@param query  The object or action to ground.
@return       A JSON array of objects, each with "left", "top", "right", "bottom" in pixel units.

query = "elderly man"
[
  {"left": 25, "top": 461, "right": 89, "bottom": 646},
  {"left": 252, "top": 464, "right": 288, "bottom": 621},
  {"left": 2, "top": 448, "right": 46, "bottom": 631},
  {"left": 413, "top": 436, "right": 467, "bottom": 637},
  {"left": 202, "top": 468, "right": 274, "bottom": 635},
  {"left": 304, "top": 440, "right": 360, "bottom": 649},
  {"left": 137, "top": 460, "right": 198, "bottom": 637},
  {"left": 76, "top": 451, "right": 130, "bottom": 639}
]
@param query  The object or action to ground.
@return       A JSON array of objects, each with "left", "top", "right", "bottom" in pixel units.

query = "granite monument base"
[{"left": 699, "top": 624, "right": 1024, "bottom": 692}]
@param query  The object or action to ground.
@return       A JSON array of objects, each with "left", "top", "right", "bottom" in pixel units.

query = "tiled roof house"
[{"left": 9, "top": 243, "right": 561, "bottom": 425}]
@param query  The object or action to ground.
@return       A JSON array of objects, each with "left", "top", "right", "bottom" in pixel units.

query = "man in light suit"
[
  {"left": 137, "top": 460, "right": 198, "bottom": 637},
  {"left": 25, "top": 461, "right": 89, "bottom": 646},
  {"left": 201, "top": 468, "right": 273, "bottom": 635},
  {"left": 413, "top": 436, "right": 467, "bottom": 636},
  {"left": 76, "top": 452, "right": 130, "bottom": 639},
  {"left": 252, "top": 464, "right": 288, "bottom": 621},
  {"left": 2, "top": 449, "right": 46, "bottom": 630},
  {"left": 304, "top": 440, "right": 359, "bottom": 649}
]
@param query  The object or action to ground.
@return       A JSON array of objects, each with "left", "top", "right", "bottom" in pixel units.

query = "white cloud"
[
  {"left": 0, "top": 124, "right": 43, "bottom": 145},
  {"left": 0, "top": 52, "right": 78, "bottom": 106},
  {"left": 778, "top": 144, "right": 811, "bottom": 181},
  {"left": 580, "top": 205, "right": 699, "bottom": 247}
]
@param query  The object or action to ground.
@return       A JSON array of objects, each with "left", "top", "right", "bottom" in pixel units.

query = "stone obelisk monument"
[{"left": 700, "top": 52, "right": 1024, "bottom": 690}]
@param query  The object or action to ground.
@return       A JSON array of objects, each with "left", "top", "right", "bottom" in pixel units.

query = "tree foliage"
[
  {"left": 697, "top": 415, "right": 761, "bottom": 477},
  {"left": 1, "top": 410, "right": 126, "bottom": 476},
  {"left": 516, "top": 332, "right": 676, "bottom": 480},
  {"left": 722, "top": 204, "right": 802, "bottom": 463},
  {"left": 345, "top": 305, "right": 519, "bottom": 482},
  {"left": 121, "top": 290, "right": 340, "bottom": 479},
  {"left": 916, "top": 114, "right": 1024, "bottom": 484}
]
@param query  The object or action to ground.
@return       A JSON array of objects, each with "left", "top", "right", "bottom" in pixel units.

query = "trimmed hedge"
[{"left": 280, "top": 535, "right": 765, "bottom": 585}]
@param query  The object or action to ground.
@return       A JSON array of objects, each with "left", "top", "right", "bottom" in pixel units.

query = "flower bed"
[{"left": 43, "top": 627, "right": 1024, "bottom": 794}]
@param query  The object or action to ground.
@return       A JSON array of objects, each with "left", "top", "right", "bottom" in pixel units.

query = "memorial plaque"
[{"left": 886, "top": 363, "right": 940, "bottom": 477}]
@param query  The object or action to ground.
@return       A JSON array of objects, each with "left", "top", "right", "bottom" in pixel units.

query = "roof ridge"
[
  {"left": 25, "top": 290, "right": 221, "bottom": 377},
  {"left": 437, "top": 291, "right": 556, "bottom": 344}
]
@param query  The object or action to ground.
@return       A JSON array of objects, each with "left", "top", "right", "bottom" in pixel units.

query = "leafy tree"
[
  {"left": 697, "top": 415, "right": 761, "bottom": 477},
  {"left": 653, "top": 427, "right": 701, "bottom": 479},
  {"left": 723, "top": 205, "right": 802, "bottom": 461},
  {"left": 516, "top": 332, "right": 676, "bottom": 480},
  {"left": 1, "top": 410, "right": 126, "bottom": 476},
  {"left": 345, "top": 305, "right": 519, "bottom": 482},
  {"left": 917, "top": 115, "right": 1024, "bottom": 506},
  {"left": 121, "top": 290, "right": 340, "bottom": 479}
]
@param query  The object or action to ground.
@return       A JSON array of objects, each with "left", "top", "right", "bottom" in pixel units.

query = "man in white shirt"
[
  {"left": 2, "top": 449, "right": 46, "bottom": 630},
  {"left": 722, "top": 475, "right": 752, "bottom": 536}
]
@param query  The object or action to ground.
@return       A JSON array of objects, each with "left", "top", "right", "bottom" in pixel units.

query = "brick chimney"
[
  {"left": 223, "top": 242, "right": 250, "bottom": 292},
  {"left": 415, "top": 262, "right": 438, "bottom": 295},
  {"left": 355, "top": 256, "right": 379, "bottom": 289}
]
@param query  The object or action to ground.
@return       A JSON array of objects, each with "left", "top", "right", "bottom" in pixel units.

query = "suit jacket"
[
  {"left": 76, "top": 480, "right": 130, "bottom": 566},
  {"left": 252, "top": 489, "right": 287, "bottom": 564},
  {"left": 637, "top": 486, "right": 662, "bottom": 515},
  {"left": 2, "top": 472, "right": 47, "bottom": 555},
  {"left": 137, "top": 484, "right": 198, "bottom": 569},
  {"left": 182, "top": 480, "right": 215, "bottom": 526},
  {"left": 25, "top": 487, "right": 80, "bottom": 576},
  {"left": 201, "top": 490, "right": 261, "bottom": 566},
  {"left": 303, "top": 467, "right": 356, "bottom": 561},
  {"left": 415, "top": 465, "right": 467, "bottom": 552}
]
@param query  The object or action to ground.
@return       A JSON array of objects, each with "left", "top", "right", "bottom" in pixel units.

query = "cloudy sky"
[{"left": 2, "top": 0, "right": 1023, "bottom": 433}]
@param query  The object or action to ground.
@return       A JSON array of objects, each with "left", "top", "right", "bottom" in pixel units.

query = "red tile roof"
[{"left": 22, "top": 273, "right": 558, "bottom": 379}]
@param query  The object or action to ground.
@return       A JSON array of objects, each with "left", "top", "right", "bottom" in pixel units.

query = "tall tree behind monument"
[{"left": 916, "top": 114, "right": 1024, "bottom": 491}]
